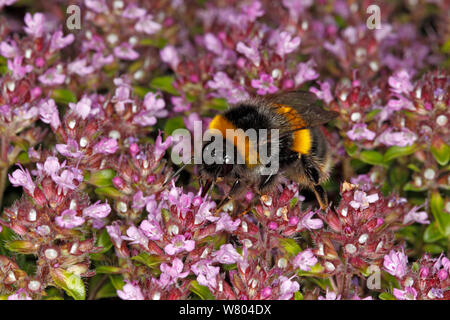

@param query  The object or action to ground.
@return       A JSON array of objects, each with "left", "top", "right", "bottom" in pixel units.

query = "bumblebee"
[{"left": 200, "top": 91, "right": 338, "bottom": 210}]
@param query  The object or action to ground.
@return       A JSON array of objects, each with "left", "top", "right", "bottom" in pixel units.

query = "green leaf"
[
  {"left": 133, "top": 86, "right": 152, "bottom": 99},
  {"left": 365, "top": 109, "right": 381, "bottom": 122},
  {"left": 383, "top": 144, "right": 418, "bottom": 163},
  {"left": 359, "top": 150, "right": 385, "bottom": 166},
  {"left": 96, "top": 228, "right": 113, "bottom": 253},
  {"left": 344, "top": 141, "right": 357, "bottom": 157},
  {"left": 96, "top": 266, "right": 123, "bottom": 274},
  {"left": 430, "top": 192, "right": 450, "bottom": 237},
  {"left": 50, "top": 268, "right": 86, "bottom": 300},
  {"left": 51, "top": 89, "right": 77, "bottom": 104},
  {"left": 189, "top": 280, "right": 215, "bottom": 300},
  {"left": 164, "top": 116, "right": 185, "bottom": 136},
  {"left": 94, "top": 186, "right": 123, "bottom": 198},
  {"left": 150, "top": 76, "right": 179, "bottom": 95},
  {"left": 109, "top": 275, "right": 125, "bottom": 291},
  {"left": 430, "top": 143, "right": 450, "bottom": 166},
  {"left": 379, "top": 292, "right": 396, "bottom": 300},
  {"left": 424, "top": 221, "right": 445, "bottom": 243},
  {"left": 87, "top": 169, "right": 116, "bottom": 187},
  {"left": 140, "top": 37, "right": 168, "bottom": 48},
  {"left": 94, "top": 280, "right": 118, "bottom": 299},
  {"left": 131, "top": 253, "right": 162, "bottom": 269},
  {"left": 294, "top": 291, "right": 304, "bottom": 300},
  {"left": 206, "top": 98, "right": 228, "bottom": 111},
  {"left": 279, "top": 238, "right": 301, "bottom": 256},
  {"left": 423, "top": 244, "right": 445, "bottom": 254}
]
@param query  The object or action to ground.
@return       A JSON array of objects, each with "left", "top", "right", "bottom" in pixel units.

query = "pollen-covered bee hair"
[{"left": 199, "top": 91, "right": 339, "bottom": 210}]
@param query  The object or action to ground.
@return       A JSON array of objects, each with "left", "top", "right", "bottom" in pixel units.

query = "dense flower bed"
[{"left": 0, "top": 0, "right": 448, "bottom": 300}]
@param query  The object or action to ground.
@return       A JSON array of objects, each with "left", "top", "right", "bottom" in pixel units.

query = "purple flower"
[
  {"left": 275, "top": 31, "right": 301, "bottom": 57},
  {"left": 0, "top": 39, "right": 18, "bottom": 58},
  {"left": 50, "top": 30, "right": 75, "bottom": 52},
  {"left": 393, "top": 286, "right": 417, "bottom": 300},
  {"left": 24, "top": 12, "right": 45, "bottom": 38},
  {"left": 346, "top": 123, "right": 376, "bottom": 141},
  {"left": 122, "top": 4, "right": 146, "bottom": 19},
  {"left": 212, "top": 244, "right": 242, "bottom": 264},
  {"left": 429, "top": 288, "right": 444, "bottom": 299},
  {"left": 171, "top": 96, "right": 191, "bottom": 113},
  {"left": 294, "top": 59, "right": 319, "bottom": 86},
  {"left": 93, "top": 138, "right": 118, "bottom": 154},
  {"left": 135, "top": 15, "right": 162, "bottom": 35},
  {"left": 160, "top": 45, "right": 180, "bottom": 69},
  {"left": 68, "top": 58, "right": 94, "bottom": 76},
  {"left": 37, "top": 156, "right": 62, "bottom": 176},
  {"left": 309, "top": 81, "right": 333, "bottom": 104},
  {"left": 251, "top": 73, "right": 278, "bottom": 95},
  {"left": 293, "top": 249, "right": 318, "bottom": 271},
  {"left": 139, "top": 218, "right": 163, "bottom": 241},
  {"left": 68, "top": 96, "right": 92, "bottom": 120},
  {"left": 106, "top": 222, "right": 123, "bottom": 247},
  {"left": 52, "top": 168, "right": 83, "bottom": 194},
  {"left": 241, "top": 1, "right": 265, "bottom": 22},
  {"left": 133, "top": 92, "right": 168, "bottom": 126},
  {"left": 164, "top": 235, "right": 195, "bottom": 255},
  {"left": 376, "top": 128, "right": 417, "bottom": 147},
  {"left": 300, "top": 211, "right": 323, "bottom": 230},
  {"left": 204, "top": 33, "right": 223, "bottom": 55},
  {"left": 388, "top": 70, "right": 413, "bottom": 94},
  {"left": 55, "top": 209, "right": 85, "bottom": 229},
  {"left": 323, "top": 39, "right": 347, "bottom": 60},
  {"left": 278, "top": 276, "right": 300, "bottom": 300},
  {"left": 0, "top": 0, "right": 17, "bottom": 10},
  {"left": 318, "top": 288, "right": 341, "bottom": 300},
  {"left": 122, "top": 225, "right": 148, "bottom": 247},
  {"left": 8, "top": 288, "right": 32, "bottom": 300},
  {"left": 282, "top": 0, "right": 313, "bottom": 21},
  {"left": 191, "top": 260, "right": 220, "bottom": 289},
  {"left": 154, "top": 132, "right": 173, "bottom": 160},
  {"left": 384, "top": 249, "right": 408, "bottom": 278},
  {"left": 8, "top": 165, "right": 35, "bottom": 194},
  {"left": 39, "top": 99, "right": 60, "bottom": 129},
  {"left": 56, "top": 139, "right": 83, "bottom": 158},
  {"left": 83, "top": 201, "right": 111, "bottom": 219},
  {"left": 349, "top": 191, "right": 379, "bottom": 210},
  {"left": 236, "top": 41, "right": 260, "bottom": 66},
  {"left": 195, "top": 200, "right": 219, "bottom": 225},
  {"left": 7, "top": 56, "right": 33, "bottom": 79},
  {"left": 84, "top": 0, "right": 108, "bottom": 13},
  {"left": 159, "top": 258, "right": 189, "bottom": 285},
  {"left": 216, "top": 212, "right": 241, "bottom": 232},
  {"left": 91, "top": 52, "right": 114, "bottom": 69},
  {"left": 38, "top": 67, "right": 66, "bottom": 86},
  {"left": 403, "top": 205, "right": 430, "bottom": 225},
  {"left": 117, "top": 281, "right": 144, "bottom": 300},
  {"left": 114, "top": 43, "right": 139, "bottom": 60}
]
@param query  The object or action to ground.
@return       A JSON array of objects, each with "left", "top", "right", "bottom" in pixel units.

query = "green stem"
[{"left": 0, "top": 136, "right": 9, "bottom": 211}]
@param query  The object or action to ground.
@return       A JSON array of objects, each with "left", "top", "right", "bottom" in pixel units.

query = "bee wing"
[{"left": 265, "top": 91, "right": 339, "bottom": 129}]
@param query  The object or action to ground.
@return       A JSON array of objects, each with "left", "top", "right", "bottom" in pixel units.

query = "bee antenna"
[{"left": 162, "top": 156, "right": 194, "bottom": 187}]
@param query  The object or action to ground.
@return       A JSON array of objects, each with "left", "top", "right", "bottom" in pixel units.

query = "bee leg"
[
  {"left": 215, "top": 179, "right": 240, "bottom": 213},
  {"left": 312, "top": 184, "right": 328, "bottom": 210},
  {"left": 259, "top": 173, "right": 277, "bottom": 192},
  {"left": 301, "top": 155, "right": 320, "bottom": 184}
]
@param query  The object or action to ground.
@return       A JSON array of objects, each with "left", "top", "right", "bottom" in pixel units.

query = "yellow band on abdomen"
[{"left": 275, "top": 105, "right": 311, "bottom": 155}]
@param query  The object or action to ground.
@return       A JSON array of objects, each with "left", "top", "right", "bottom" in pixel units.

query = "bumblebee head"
[{"left": 200, "top": 139, "right": 236, "bottom": 180}]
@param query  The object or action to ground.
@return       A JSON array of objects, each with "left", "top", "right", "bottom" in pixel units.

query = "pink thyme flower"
[
  {"left": 195, "top": 200, "right": 219, "bottom": 225},
  {"left": 349, "top": 191, "right": 379, "bottom": 210},
  {"left": 0, "top": 0, "right": 17, "bottom": 10},
  {"left": 84, "top": 0, "right": 108, "bottom": 13},
  {"left": 171, "top": 96, "right": 191, "bottom": 113},
  {"left": 309, "top": 81, "right": 333, "bottom": 104},
  {"left": 388, "top": 70, "right": 413, "bottom": 95},
  {"left": 52, "top": 168, "right": 83, "bottom": 194},
  {"left": 8, "top": 165, "right": 35, "bottom": 194},
  {"left": 403, "top": 205, "right": 430, "bottom": 225},
  {"left": 383, "top": 249, "right": 408, "bottom": 278},
  {"left": 7, "top": 56, "right": 33, "bottom": 79},
  {"left": 191, "top": 260, "right": 220, "bottom": 289},
  {"left": 8, "top": 288, "right": 32, "bottom": 300},
  {"left": 212, "top": 244, "right": 242, "bottom": 264},
  {"left": 23, "top": 12, "right": 45, "bottom": 38},
  {"left": 376, "top": 128, "right": 417, "bottom": 147},
  {"left": 251, "top": 73, "right": 278, "bottom": 95},
  {"left": 36, "top": 156, "right": 62, "bottom": 176},
  {"left": 275, "top": 31, "right": 301, "bottom": 57},
  {"left": 300, "top": 211, "right": 323, "bottom": 230},
  {"left": 216, "top": 212, "right": 241, "bottom": 232},
  {"left": 278, "top": 276, "right": 300, "bottom": 300},
  {"left": 204, "top": 33, "right": 223, "bottom": 55},
  {"left": 154, "top": 132, "right": 173, "bottom": 160},
  {"left": 39, "top": 99, "right": 61, "bottom": 129},
  {"left": 55, "top": 209, "right": 85, "bottom": 229},
  {"left": 38, "top": 67, "right": 66, "bottom": 86},
  {"left": 393, "top": 286, "right": 417, "bottom": 300},
  {"left": 50, "top": 30, "right": 75, "bottom": 52},
  {"left": 0, "top": 39, "right": 18, "bottom": 58},
  {"left": 135, "top": 15, "right": 162, "bottom": 35},
  {"left": 122, "top": 225, "right": 149, "bottom": 247},
  {"left": 293, "top": 249, "right": 318, "bottom": 271},
  {"left": 133, "top": 92, "right": 168, "bottom": 126},
  {"left": 160, "top": 45, "right": 180, "bottom": 69},
  {"left": 236, "top": 41, "right": 261, "bottom": 66},
  {"left": 68, "top": 58, "right": 95, "bottom": 77},
  {"left": 114, "top": 42, "right": 139, "bottom": 60},
  {"left": 117, "top": 281, "right": 144, "bottom": 300},
  {"left": 294, "top": 59, "right": 319, "bottom": 86},
  {"left": 56, "top": 138, "right": 83, "bottom": 158},
  {"left": 106, "top": 222, "right": 122, "bottom": 247},
  {"left": 159, "top": 258, "right": 189, "bottom": 285},
  {"left": 139, "top": 218, "right": 163, "bottom": 241},
  {"left": 241, "top": 0, "right": 265, "bottom": 22},
  {"left": 164, "top": 235, "right": 195, "bottom": 255},
  {"left": 282, "top": 0, "right": 313, "bottom": 21},
  {"left": 346, "top": 123, "right": 376, "bottom": 141},
  {"left": 83, "top": 201, "right": 111, "bottom": 219},
  {"left": 122, "top": 4, "right": 146, "bottom": 19},
  {"left": 318, "top": 288, "right": 341, "bottom": 300},
  {"left": 93, "top": 138, "right": 118, "bottom": 154}
]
